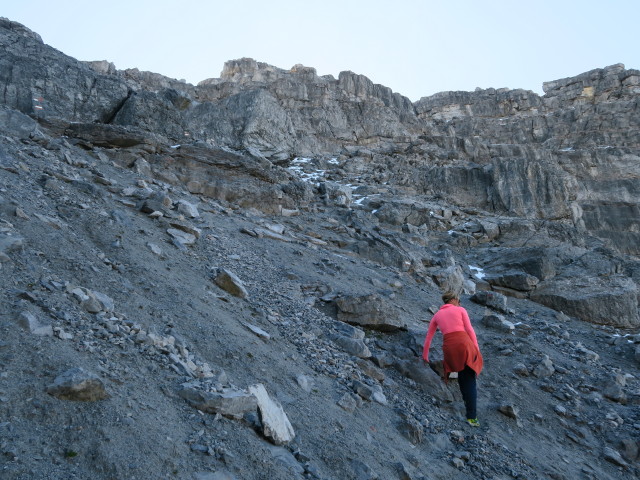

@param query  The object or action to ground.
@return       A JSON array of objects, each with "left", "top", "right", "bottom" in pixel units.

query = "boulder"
[
  {"left": 46, "top": 368, "right": 109, "bottom": 401},
  {"left": 531, "top": 275, "right": 639, "bottom": 327},
  {"left": 432, "top": 265, "right": 465, "bottom": 295},
  {"left": 334, "top": 321, "right": 366, "bottom": 340},
  {"left": 484, "top": 271, "right": 539, "bottom": 291},
  {"left": 392, "top": 359, "right": 453, "bottom": 402},
  {"left": 330, "top": 334, "right": 372, "bottom": 359},
  {"left": 178, "top": 385, "right": 257, "bottom": 419},
  {"left": 482, "top": 247, "right": 557, "bottom": 281},
  {"left": 335, "top": 294, "right": 404, "bottom": 331},
  {"left": 481, "top": 313, "right": 515, "bottom": 333},
  {"left": 470, "top": 290, "right": 509, "bottom": 313},
  {"left": 176, "top": 200, "right": 200, "bottom": 218},
  {"left": 249, "top": 384, "right": 295, "bottom": 445},
  {"left": 0, "top": 106, "right": 40, "bottom": 139},
  {"left": 213, "top": 268, "right": 249, "bottom": 298}
]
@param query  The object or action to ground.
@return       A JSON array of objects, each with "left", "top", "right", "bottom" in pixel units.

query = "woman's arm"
[{"left": 422, "top": 318, "right": 438, "bottom": 362}]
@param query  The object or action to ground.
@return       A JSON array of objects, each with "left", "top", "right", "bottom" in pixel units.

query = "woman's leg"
[{"left": 458, "top": 366, "right": 477, "bottom": 419}]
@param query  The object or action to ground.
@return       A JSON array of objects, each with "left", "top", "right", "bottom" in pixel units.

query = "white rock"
[
  {"left": 167, "top": 228, "right": 196, "bottom": 245},
  {"left": 176, "top": 200, "right": 200, "bottom": 218},
  {"left": 249, "top": 384, "right": 295, "bottom": 445},
  {"left": 148, "top": 243, "right": 162, "bottom": 256},
  {"left": 243, "top": 322, "right": 271, "bottom": 340},
  {"left": 296, "top": 374, "right": 313, "bottom": 393},
  {"left": 17, "top": 311, "right": 53, "bottom": 336}
]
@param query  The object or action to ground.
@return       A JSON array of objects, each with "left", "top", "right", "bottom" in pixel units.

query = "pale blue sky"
[{"left": 3, "top": 1, "right": 639, "bottom": 101}]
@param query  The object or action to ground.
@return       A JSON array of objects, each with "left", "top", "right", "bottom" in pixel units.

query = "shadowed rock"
[
  {"left": 531, "top": 275, "right": 639, "bottom": 327},
  {"left": 336, "top": 294, "right": 405, "bottom": 331}
]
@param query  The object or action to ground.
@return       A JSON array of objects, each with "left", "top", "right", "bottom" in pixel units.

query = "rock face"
[{"left": 3, "top": 18, "right": 639, "bottom": 255}]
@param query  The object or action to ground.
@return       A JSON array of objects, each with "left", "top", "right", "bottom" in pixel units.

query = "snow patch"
[{"left": 469, "top": 265, "right": 486, "bottom": 280}]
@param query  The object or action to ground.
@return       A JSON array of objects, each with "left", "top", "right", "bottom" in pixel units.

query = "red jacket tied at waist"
[{"left": 442, "top": 331, "right": 483, "bottom": 380}]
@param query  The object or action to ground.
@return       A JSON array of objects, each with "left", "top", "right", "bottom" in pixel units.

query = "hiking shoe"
[{"left": 466, "top": 418, "right": 480, "bottom": 427}]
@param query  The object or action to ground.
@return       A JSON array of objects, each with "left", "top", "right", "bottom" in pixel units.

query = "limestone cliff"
[{"left": 1, "top": 17, "right": 639, "bottom": 255}]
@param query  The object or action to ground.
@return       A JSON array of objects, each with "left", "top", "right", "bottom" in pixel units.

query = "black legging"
[{"left": 458, "top": 366, "right": 477, "bottom": 419}]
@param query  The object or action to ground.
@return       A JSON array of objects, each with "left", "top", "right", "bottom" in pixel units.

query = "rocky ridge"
[{"left": 0, "top": 17, "right": 639, "bottom": 480}]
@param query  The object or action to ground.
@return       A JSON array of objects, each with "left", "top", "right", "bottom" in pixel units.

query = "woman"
[{"left": 422, "top": 291, "right": 483, "bottom": 427}]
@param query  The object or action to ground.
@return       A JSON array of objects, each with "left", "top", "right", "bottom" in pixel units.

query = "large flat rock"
[{"left": 531, "top": 275, "right": 639, "bottom": 327}]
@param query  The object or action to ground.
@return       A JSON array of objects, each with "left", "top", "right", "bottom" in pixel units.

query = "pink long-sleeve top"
[{"left": 422, "top": 304, "right": 479, "bottom": 362}]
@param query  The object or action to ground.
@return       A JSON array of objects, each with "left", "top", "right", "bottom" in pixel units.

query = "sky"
[{"left": 3, "top": 0, "right": 639, "bottom": 101}]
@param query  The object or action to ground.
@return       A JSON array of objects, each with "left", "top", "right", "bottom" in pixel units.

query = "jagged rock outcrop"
[
  {"left": 2, "top": 17, "right": 638, "bottom": 257},
  {"left": 0, "top": 18, "right": 129, "bottom": 124}
]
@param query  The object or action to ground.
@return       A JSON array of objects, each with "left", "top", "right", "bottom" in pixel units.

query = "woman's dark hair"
[{"left": 442, "top": 291, "right": 459, "bottom": 304}]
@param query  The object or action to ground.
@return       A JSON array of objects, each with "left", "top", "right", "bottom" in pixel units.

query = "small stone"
[
  {"left": 53, "top": 327, "right": 73, "bottom": 340},
  {"left": 554, "top": 405, "right": 568, "bottom": 416},
  {"left": 533, "top": 355, "right": 555, "bottom": 378},
  {"left": 17, "top": 311, "right": 53, "bottom": 336},
  {"left": 513, "top": 363, "right": 529, "bottom": 376},
  {"left": 15, "top": 207, "right": 29, "bottom": 219},
  {"left": 167, "top": 228, "right": 196, "bottom": 246},
  {"left": 194, "top": 471, "right": 239, "bottom": 480},
  {"left": 337, "top": 393, "right": 358, "bottom": 412},
  {"left": 454, "top": 451, "right": 471, "bottom": 461},
  {"left": 147, "top": 243, "right": 162, "bottom": 256},
  {"left": 213, "top": 268, "right": 248, "bottom": 298},
  {"left": 603, "top": 446, "right": 628, "bottom": 467},
  {"left": 176, "top": 200, "right": 200, "bottom": 218},
  {"left": 242, "top": 322, "right": 271, "bottom": 340},
  {"left": 296, "top": 374, "right": 313, "bottom": 393},
  {"left": 482, "top": 313, "right": 515, "bottom": 332},
  {"left": 498, "top": 404, "right": 519, "bottom": 419},
  {"left": 575, "top": 342, "right": 600, "bottom": 361}
]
